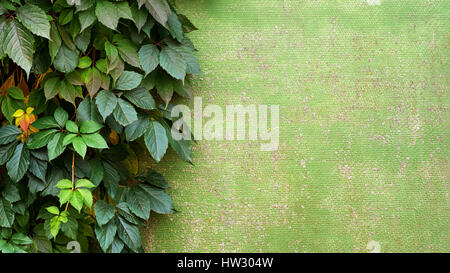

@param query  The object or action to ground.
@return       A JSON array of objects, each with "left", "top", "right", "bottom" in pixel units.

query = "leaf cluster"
[{"left": 0, "top": 0, "right": 198, "bottom": 253}]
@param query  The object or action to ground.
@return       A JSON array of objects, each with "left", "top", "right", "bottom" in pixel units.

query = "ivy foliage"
[{"left": 0, "top": 0, "right": 198, "bottom": 253}]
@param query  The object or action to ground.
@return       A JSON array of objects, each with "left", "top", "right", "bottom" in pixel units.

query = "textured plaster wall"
[{"left": 141, "top": 0, "right": 449, "bottom": 252}]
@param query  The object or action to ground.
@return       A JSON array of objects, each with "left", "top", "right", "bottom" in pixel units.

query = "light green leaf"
[
  {"left": 56, "top": 179, "right": 73, "bottom": 189},
  {"left": 75, "top": 179, "right": 95, "bottom": 188},
  {"left": 46, "top": 206, "right": 60, "bottom": 215},
  {"left": 144, "top": 120, "right": 168, "bottom": 163},
  {"left": 81, "top": 133, "right": 108, "bottom": 149},
  {"left": 80, "top": 120, "right": 103, "bottom": 134},
  {"left": 16, "top": 3, "right": 50, "bottom": 39},
  {"left": 58, "top": 189, "right": 73, "bottom": 206},
  {"left": 78, "top": 56, "right": 92, "bottom": 68},
  {"left": 78, "top": 188, "right": 93, "bottom": 208},
  {"left": 72, "top": 136, "right": 87, "bottom": 158},
  {"left": 49, "top": 216, "right": 61, "bottom": 238},
  {"left": 70, "top": 190, "right": 84, "bottom": 212},
  {"left": 65, "top": 120, "right": 78, "bottom": 133}
]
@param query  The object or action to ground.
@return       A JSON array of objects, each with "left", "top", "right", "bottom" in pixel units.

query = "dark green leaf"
[
  {"left": 144, "top": 120, "right": 168, "bottom": 162},
  {"left": 16, "top": 3, "right": 50, "bottom": 39},
  {"left": 138, "top": 183, "right": 174, "bottom": 214},
  {"left": 116, "top": 71, "right": 143, "bottom": 91},
  {"left": 95, "top": 90, "right": 118, "bottom": 120},
  {"left": 113, "top": 98, "right": 138, "bottom": 126},
  {"left": 6, "top": 142, "right": 30, "bottom": 182},
  {"left": 94, "top": 200, "right": 115, "bottom": 226},
  {"left": 0, "top": 126, "right": 22, "bottom": 145}
]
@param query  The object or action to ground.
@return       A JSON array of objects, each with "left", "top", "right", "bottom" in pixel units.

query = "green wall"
[{"left": 142, "top": 0, "right": 449, "bottom": 252}]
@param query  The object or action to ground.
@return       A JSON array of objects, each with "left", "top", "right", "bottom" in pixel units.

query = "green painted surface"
[{"left": 142, "top": 0, "right": 449, "bottom": 252}]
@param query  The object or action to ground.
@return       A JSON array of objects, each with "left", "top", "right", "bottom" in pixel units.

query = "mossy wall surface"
[{"left": 142, "top": 0, "right": 449, "bottom": 252}]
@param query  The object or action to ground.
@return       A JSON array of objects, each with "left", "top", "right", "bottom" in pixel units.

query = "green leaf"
[
  {"left": 2, "top": 181, "right": 20, "bottom": 203},
  {"left": 27, "top": 129, "right": 58, "bottom": 149},
  {"left": 167, "top": 11, "right": 183, "bottom": 42},
  {"left": 143, "top": 0, "right": 171, "bottom": 28},
  {"left": 144, "top": 120, "right": 168, "bottom": 163},
  {"left": 139, "top": 44, "right": 159, "bottom": 76},
  {"left": 49, "top": 216, "right": 61, "bottom": 238},
  {"left": 46, "top": 206, "right": 60, "bottom": 215},
  {"left": 89, "top": 157, "right": 104, "bottom": 186},
  {"left": 65, "top": 120, "right": 79, "bottom": 133},
  {"left": 47, "top": 133, "right": 66, "bottom": 161},
  {"left": 80, "top": 120, "right": 103, "bottom": 134},
  {"left": 60, "top": 80, "right": 82, "bottom": 105},
  {"left": 124, "top": 112, "right": 150, "bottom": 141},
  {"left": 102, "top": 161, "right": 119, "bottom": 198},
  {"left": 173, "top": 79, "right": 193, "bottom": 99},
  {"left": 7, "top": 87, "right": 25, "bottom": 100},
  {"left": 16, "top": 4, "right": 50, "bottom": 39},
  {"left": 123, "top": 87, "right": 155, "bottom": 110},
  {"left": 72, "top": 136, "right": 87, "bottom": 158},
  {"left": 49, "top": 22, "right": 62, "bottom": 62},
  {"left": 95, "top": 220, "right": 117, "bottom": 252},
  {"left": 113, "top": 35, "right": 140, "bottom": 68},
  {"left": 159, "top": 46, "right": 186, "bottom": 81},
  {"left": 86, "top": 67, "right": 102, "bottom": 97},
  {"left": 54, "top": 107, "right": 69, "bottom": 128},
  {"left": 96, "top": 90, "right": 118, "bottom": 120},
  {"left": 116, "top": 71, "right": 143, "bottom": 91},
  {"left": 116, "top": 215, "right": 141, "bottom": 251},
  {"left": 54, "top": 44, "right": 79, "bottom": 73},
  {"left": 70, "top": 190, "right": 84, "bottom": 212},
  {"left": 138, "top": 183, "right": 174, "bottom": 214},
  {"left": 143, "top": 168, "right": 168, "bottom": 189},
  {"left": 58, "top": 189, "right": 73, "bottom": 206},
  {"left": 78, "top": 188, "right": 93, "bottom": 208},
  {"left": 113, "top": 98, "right": 138, "bottom": 126},
  {"left": 0, "top": 141, "right": 17, "bottom": 165},
  {"left": 63, "top": 133, "right": 77, "bottom": 146},
  {"left": 43, "top": 77, "right": 61, "bottom": 100},
  {"left": 0, "top": 125, "right": 22, "bottom": 145},
  {"left": 155, "top": 71, "right": 174, "bottom": 105},
  {"left": 0, "top": 199, "right": 15, "bottom": 228},
  {"left": 81, "top": 133, "right": 108, "bottom": 149},
  {"left": 78, "top": 56, "right": 92, "bottom": 69},
  {"left": 75, "top": 179, "right": 95, "bottom": 189},
  {"left": 29, "top": 155, "right": 48, "bottom": 181},
  {"left": 94, "top": 200, "right": 115, "bottom": 226},
  {"left": 32, "top": 116, "right": 60, "bottom": 130},
  {"left": 131, "top": 2, "right": 148, "bottom": 32},
  {"left": 77, "top": 97, "right": 103, "bottom": 124},
  {"left": 10, "top": 233, "right": 33, "bottom": 245},
  {"left": 127, "top": 187, "right": 151, "bottom": 220},
  {"left": 95, "top": 0, "right": 119, "bottom": 30},
  {"left": 3, "top": 19, "right": 35, "bottom": 76},
  {"left": 78, "top": 7, "right": 96, "bottom": 32},
  {"left": 56, "top": 179, "right": 73, "bottom": 189},
  {"left": 59, "top": 9, "right": 73, "bottom": 26},
  {"left": 6, "top": 143, "right": 30, "bottom": 182}
]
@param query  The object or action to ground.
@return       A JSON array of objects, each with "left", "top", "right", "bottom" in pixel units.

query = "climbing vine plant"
[{"left": 0, "top": 0, "right": 199, "bottom": 253}]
